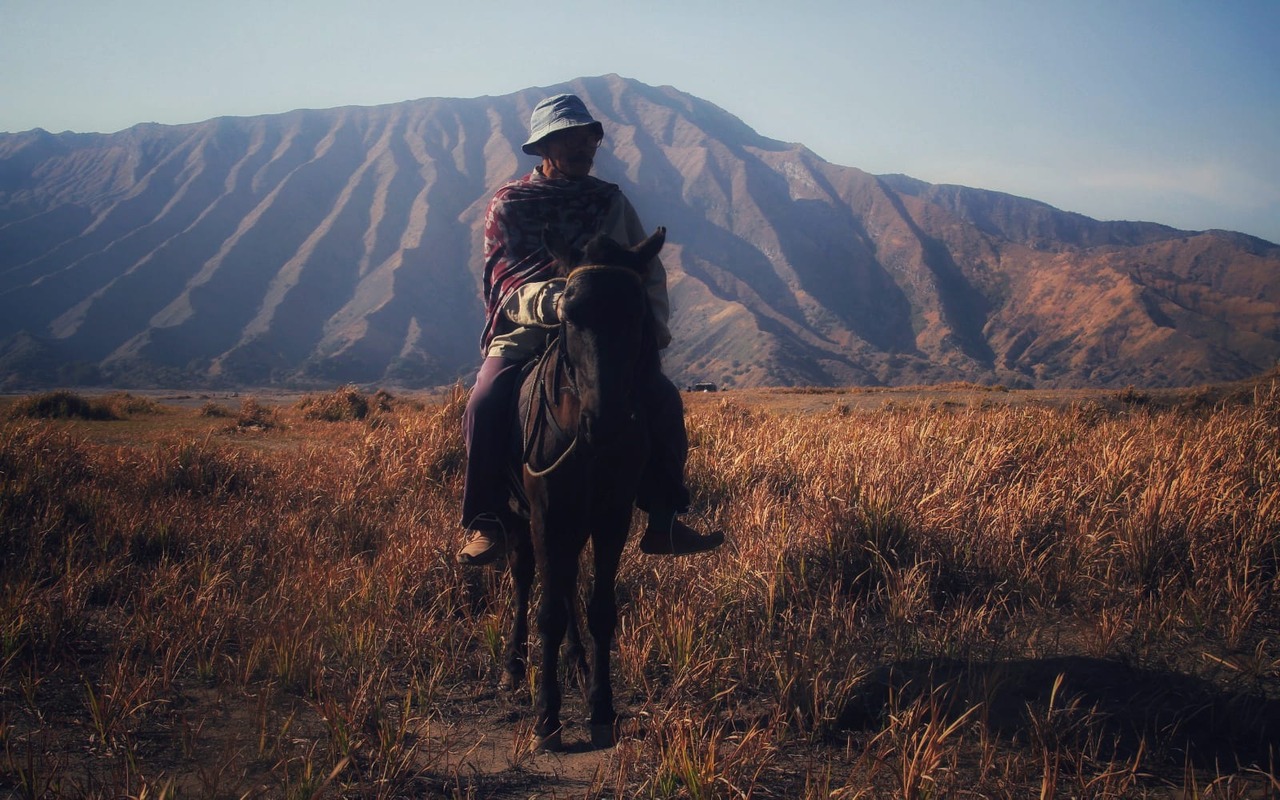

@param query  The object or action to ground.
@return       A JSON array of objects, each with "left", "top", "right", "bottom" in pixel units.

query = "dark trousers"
[{"left": 460, "top": 355, "right": 691, "bottom": 531}]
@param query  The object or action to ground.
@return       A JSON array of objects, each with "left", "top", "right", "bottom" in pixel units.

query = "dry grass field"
[{"left": 1, "top": 376, "right": 1278, "bottom": 798}]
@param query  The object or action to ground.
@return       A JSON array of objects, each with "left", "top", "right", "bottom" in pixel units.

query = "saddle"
[{"left": 505, "top": 336, "right": 575, "bottom": 520}]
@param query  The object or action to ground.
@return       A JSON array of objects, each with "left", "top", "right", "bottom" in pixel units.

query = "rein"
[
  {"left": 565, "top": 263, "right": 644, "bottom": 285},
  {"left": 523, "top": 332, "right": 578, "bottom": 478}
]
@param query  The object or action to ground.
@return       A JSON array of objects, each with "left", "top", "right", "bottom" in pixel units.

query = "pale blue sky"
[{"left": 2, "top": 0, "right": 1278, "bottom": 243}]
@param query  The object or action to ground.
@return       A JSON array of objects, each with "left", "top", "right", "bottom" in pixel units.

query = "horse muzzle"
[{"left": 579, "top": 409, "right": 639, "bottom": 450}]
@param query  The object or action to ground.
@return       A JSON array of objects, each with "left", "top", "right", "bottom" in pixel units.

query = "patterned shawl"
[{"left": 480, "top": 170, "right": 620, "bottom": 353}]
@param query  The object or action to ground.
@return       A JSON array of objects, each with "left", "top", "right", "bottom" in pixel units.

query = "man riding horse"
[{"left": 457, "top": 93, "right": 724, "bottom": 565}]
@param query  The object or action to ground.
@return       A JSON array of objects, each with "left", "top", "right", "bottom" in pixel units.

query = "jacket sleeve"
[
  {"left": 607, "top": 195, "right": 673, "bottom": 350},
  {"left": 501, "top": 280, "right": 564, "bottom": 327}
]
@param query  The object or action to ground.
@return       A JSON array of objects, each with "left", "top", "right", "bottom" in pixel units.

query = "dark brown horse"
[{"left": 503, "top": 225, "right": 666, "bottom": 751}]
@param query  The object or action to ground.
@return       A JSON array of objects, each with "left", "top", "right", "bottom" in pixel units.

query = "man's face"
[{"left": 540, "top": 127, "right": 601, "bottom": 179}]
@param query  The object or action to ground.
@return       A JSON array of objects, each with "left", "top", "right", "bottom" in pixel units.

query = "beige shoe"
[
  {"left": 639, "top": 519, "right": 724, "bottom": 556},
  {"left": 457, "top": 531, "right": 506, "bottom": 566}
]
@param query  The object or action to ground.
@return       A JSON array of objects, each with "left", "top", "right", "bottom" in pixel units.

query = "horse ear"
[
  {"left": 542, "top": 226, "right": 580, "bottom": 272},
  {"left": 630, "top": 226, "right": 666, "bottom": 272}
]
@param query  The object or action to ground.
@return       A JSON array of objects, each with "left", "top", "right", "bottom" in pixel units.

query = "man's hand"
[{"left": 551, "top": 284, "right": 566, "bottom": 323}]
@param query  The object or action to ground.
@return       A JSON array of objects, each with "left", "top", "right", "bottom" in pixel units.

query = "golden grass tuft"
[
  {"left": 6, "top": 390, "right": 170, "bottom": 421},
  {"left": 1, "top": 379, "right": 1278, "bottom": 796},
  {"left": 7, "top": 389, "right": 118, "bottom": 420},
  {"left": 296, "top": 384, "right": 393, "bottom": 422}
]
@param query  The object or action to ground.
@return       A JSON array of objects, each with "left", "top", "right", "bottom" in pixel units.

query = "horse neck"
[
  {"left": 559, "top": 265, "right": 650, "bottom": 390},
  {"left": 561, "top": 283, "right": 656, "bottom": 455}
]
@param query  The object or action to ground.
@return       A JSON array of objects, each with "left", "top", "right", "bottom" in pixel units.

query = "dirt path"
[{"left": 416, "top": 691, "right": 642, "bottom": 797}]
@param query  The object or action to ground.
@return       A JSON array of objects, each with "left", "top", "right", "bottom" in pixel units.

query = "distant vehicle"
[{"left": 690, "top": 382, "right": 718, "bottom": 392}]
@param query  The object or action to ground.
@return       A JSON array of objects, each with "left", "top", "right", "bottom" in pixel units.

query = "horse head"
[{"left": 542, "top": 226, "right": 666, "bottom": 448}]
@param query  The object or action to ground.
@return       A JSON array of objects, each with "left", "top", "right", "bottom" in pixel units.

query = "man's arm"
[{"left": 502, "top": 280, "right": 564, "bottom": 328}]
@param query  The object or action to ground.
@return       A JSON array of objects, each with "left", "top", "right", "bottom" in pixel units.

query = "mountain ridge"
[{"left": 2, "top": 74, "right": 1276, "bottom": 390}]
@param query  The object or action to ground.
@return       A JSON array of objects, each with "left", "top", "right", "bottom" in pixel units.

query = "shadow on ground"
[{"left": 840, "top": 656, "right": 1280, "bottom": 771}]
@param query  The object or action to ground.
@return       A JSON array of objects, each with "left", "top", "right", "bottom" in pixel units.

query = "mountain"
[{"left": 1, "top": 74, "right": 1277, "bottom": 390}]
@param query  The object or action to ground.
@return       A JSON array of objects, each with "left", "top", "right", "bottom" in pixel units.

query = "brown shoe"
[
  {"left": 457, "top": 531, "right": 506, "bottom": 566},
  {"left": 639, "top": 519, "right": 725, "bottom": 556}
]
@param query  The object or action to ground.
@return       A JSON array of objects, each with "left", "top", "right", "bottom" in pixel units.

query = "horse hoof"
[
  {"left": 590, "top": 722, "right": 618, "bottom": 748},
  {"left": 536, "top": 729, "right": 564, "bottom": 752}
]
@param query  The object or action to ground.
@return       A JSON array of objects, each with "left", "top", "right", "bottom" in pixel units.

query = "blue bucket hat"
[{"left": 521, "top": 94, "right": 604, "bottom": 155}]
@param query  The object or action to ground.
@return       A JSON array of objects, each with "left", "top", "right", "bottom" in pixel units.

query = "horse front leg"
[
  {"left": 586, "top": 503, "right": 631, "bottom": 747},
  {"left": 565, "top": 589, "right": 590, "bottom": 697},
  {"left": 503, "top": 517, "right": 533, "bottom": 693},
  {"left": 534, "top": 542, "right": 577, "bottom": 751}
]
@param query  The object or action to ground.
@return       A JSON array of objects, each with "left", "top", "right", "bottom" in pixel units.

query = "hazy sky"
[{"left": 3, "top": 0, "right": 1278, "bottom": 243}]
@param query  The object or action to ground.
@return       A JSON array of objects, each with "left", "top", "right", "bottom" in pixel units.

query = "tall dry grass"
[{"left": 1, "top": 381, "right": 1277, "bottom": 797}]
